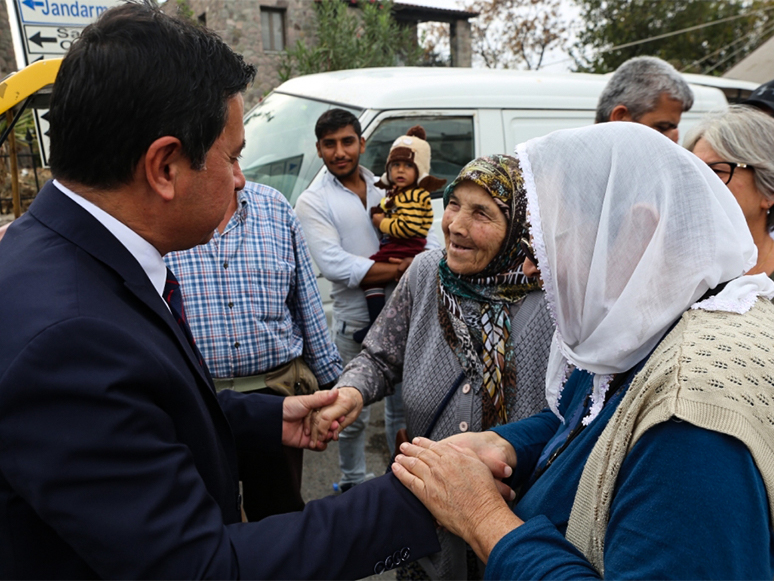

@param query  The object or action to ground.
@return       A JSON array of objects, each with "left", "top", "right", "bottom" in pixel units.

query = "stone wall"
[{"left": 179, "top": 0, "right": 319, "bottom": 111}]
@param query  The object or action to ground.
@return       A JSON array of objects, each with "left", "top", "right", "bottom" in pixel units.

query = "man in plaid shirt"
[{"left": 165, "top": 180, "right": 342, "bottom": 521}]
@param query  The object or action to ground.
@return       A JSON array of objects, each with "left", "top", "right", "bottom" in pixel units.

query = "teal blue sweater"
[{"left": 487, "top": 369, "right": 773, "bottom": 580}]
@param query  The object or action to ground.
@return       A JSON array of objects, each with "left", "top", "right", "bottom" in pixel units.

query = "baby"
[{"left": 354, "top": 125, "right": 446, "bottom": 343}]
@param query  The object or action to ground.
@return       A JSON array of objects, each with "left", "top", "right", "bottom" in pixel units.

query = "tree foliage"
[
  {"left": 418, "top": 22, "right": 452, "bottom": 67},
  {"left": 278, "top": 0, "right": 423, "bottom": 82},
  {"left": 468, "top": 0, "right": 569, "bottom": 70},
  {"left": 573, "top": 0, "right": 774, "bottom": 75}
]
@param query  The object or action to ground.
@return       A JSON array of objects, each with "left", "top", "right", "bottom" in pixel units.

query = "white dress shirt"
[{"left": 295, "top": 167, "right": 383, "bottom": 324}]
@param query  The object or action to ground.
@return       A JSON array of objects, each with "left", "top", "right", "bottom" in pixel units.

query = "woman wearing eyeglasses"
[
  {"left": 392, "top": 122, "right": 774, "bottom": 579},
  {"left": 685, "top": 104, "right": 774, "bottom": 278}
]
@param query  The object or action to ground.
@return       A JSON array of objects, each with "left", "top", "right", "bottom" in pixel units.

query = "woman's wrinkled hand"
[
  {"left": 441, "top": 431, "right": 518, "bottom": 477},
  {"left": 308, "top": 386, "right": 364, "bottom": 448},
  {"left": 391, "top": 437, "right": 523, "bottom": 563}
]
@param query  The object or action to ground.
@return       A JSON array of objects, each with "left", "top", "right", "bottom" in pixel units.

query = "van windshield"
[{"left": 242, "top": 93, "right": 361, "bottom": 203}]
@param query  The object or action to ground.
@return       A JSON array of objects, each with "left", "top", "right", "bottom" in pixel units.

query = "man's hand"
[
  {"left": 392, "top": 438, "right": 523, "bottom": 564},
  {"left": 309, "top": 387, "right": 364, "bottom": 448},
  {"left": 388, "top": 256, "right": 413, "bottom": 281},
  {"left": 282, "top": 390, "right": 342, "bottom": 450}
]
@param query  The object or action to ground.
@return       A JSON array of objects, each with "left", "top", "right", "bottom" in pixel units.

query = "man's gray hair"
[
  {"left": 684, "top": 105, "right": 774, "bottom": 228},
  {"left": 595, "top": 56, "right": 694, "bottom": 123}
]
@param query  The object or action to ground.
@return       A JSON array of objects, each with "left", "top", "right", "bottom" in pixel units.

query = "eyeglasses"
[{"left": 706, "top": 161, "right": 753, "bottom": 185}]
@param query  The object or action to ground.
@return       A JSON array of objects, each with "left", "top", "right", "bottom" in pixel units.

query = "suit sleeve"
[{"left": 0, "top": 318, "right": 439, "bottom": 579}]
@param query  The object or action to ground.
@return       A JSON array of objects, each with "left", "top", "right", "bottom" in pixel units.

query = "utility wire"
[
  {"left": 601, "top": 9, "right": 771, "bottom": 52},
  {"left": 702, "top": 24, "right": 774, "bottom": 74},
  {"left": 681, "top": 22, "right": 774, "bottom": 72},
  {"left": 540, "top": 5, "right": 774, "bottom": 69}
]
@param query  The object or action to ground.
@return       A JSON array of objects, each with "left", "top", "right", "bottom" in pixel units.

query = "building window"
[{"left": 261, "top": 8, "right": 285, "bottom": 52}]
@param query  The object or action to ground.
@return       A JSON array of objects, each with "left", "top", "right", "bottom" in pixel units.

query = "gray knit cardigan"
[
  {"left": 337, "top": 249, "right": 555, "bottom": 441},
  {"left": 336, "top": 249, "right": 555, "bottom": 579}
]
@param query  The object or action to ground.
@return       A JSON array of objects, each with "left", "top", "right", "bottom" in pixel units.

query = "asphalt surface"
[{"left": 300, "top": 398, "right": 399, "bottom": 580}]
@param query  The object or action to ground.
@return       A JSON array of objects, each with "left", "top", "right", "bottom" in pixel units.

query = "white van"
[
  {"left": 241, "top": 66, "right": 752, "bottom": 205},
  {"left": 239, "top": 67, "right": 754, "bottom": 314}
]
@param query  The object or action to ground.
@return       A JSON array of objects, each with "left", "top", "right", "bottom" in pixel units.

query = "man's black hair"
[
  {"left": 48, "top": 1, "right": 256, "bottom": 189},
  {"left": 314, "top": 108, "right": 362, "bottom": 140}
]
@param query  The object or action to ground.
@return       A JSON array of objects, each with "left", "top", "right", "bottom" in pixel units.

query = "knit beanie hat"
[{"left": 378, "top": 125, "right": 446, "bottom": 192}]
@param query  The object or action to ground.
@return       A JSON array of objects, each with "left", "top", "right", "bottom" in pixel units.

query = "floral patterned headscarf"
[{"left": 437, "top": 154, "right": 539, "bottom": 427}]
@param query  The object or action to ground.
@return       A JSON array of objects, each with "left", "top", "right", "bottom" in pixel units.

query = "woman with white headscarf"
[{"left": 391, "top": 122, "right": 774, "bottom": 579}]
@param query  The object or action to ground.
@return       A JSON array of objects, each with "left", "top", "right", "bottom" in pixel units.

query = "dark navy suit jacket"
[{"left": 0, "top": 182, "right": 439, "bottom": 579}]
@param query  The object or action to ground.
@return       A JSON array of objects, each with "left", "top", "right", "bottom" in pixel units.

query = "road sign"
[
  {"left": 23, "top": 25, "right": 82, "bottom": 56},
  {"left": 4, "top": 0, "right": 123, "bottom": 165}
]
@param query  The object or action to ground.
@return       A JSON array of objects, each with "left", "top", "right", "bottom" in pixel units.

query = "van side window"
[{"left": 361, "top": 117, "right": 474, "bottom": 196}]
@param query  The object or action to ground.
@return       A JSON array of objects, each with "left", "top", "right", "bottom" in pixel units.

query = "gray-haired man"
[{"left": 596, "top": 56, "right": 694, "bottom": 143}]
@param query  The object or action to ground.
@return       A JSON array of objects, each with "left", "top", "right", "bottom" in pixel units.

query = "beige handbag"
[{"left": 264, "top": 357, "right": 319, "bottom": 397}]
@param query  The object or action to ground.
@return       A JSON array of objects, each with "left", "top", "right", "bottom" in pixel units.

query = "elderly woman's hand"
[
  {"left": 392, "top": 438, "right": 523, "bottom": 563},
  {"left": 442, "top": 431, "right": 518, "bottom": 474},
  {"left": 308, "top": 386, "right": 364, "bottom": 448}
]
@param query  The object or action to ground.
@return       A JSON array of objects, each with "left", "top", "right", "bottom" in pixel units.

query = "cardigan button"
[
  {"left": 462, "top": 383, "right": 471, "bottom": 394},
  {"left": 459, "top": 421, "right": 469, "bottom": 432}
]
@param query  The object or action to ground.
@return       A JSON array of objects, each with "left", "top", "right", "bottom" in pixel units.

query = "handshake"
[
  {"left": 278, "top": 387, "right": 363, "bottom": 450},
  {"left": 279, "top": 386, "right": 521, "bottom": 555}
]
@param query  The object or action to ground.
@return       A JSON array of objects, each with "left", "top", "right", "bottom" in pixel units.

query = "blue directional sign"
[{"left": 16, "top": 0, "right": 114, "bottom": 26}]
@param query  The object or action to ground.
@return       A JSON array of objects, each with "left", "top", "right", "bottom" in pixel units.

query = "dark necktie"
[{"left": 163, "top": 268, "right": 205, "bottom": 368}]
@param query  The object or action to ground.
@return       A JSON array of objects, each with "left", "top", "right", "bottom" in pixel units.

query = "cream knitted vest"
[{"left": 565, "top": 298, "right": 774, "bottom": 574}]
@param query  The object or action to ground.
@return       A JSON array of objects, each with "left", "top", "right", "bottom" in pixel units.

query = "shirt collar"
[
  {"left": 53, "top": 179, "right": 168, "bottom": 297},
  {"left": 323, "top": 165, "right": 376, "bottom": 193},
  {"left": 213, "top": 189, "right": 248, "bottom": 240}
]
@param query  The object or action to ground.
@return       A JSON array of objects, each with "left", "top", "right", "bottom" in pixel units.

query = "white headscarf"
[{"left": 516, "top": 123, "right": 774, "bottom": 423}]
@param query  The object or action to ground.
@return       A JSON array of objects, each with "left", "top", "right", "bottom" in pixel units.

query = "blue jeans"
[{"left": 332, "top": 318, "right": 405, "bottom": 485}]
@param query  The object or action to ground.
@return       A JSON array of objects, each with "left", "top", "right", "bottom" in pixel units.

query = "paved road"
[{"left": 300, "top": 398, "right": 399, "bottom": 580}]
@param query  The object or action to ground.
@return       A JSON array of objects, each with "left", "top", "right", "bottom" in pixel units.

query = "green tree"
[
  {"left": 574, "top": 0, "right": 774, "bottom": 75},
  {"left": 174, "top": 0, "right": 196, "bottom": 23},
  {"left": 278, "top": 0, "right": 423, "bottom": 82}
]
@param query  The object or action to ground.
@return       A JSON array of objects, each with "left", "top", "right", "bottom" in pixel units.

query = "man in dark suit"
[{"left": 0, "top": 3, "right": 439, "bottom": 578}]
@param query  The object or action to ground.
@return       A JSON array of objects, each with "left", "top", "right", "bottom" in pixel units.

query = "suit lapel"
[{"left": 29, "top": 182, "right": 217, "bottom": 395}]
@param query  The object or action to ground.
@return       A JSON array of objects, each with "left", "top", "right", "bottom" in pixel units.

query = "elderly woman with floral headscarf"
[
  {"left": 312, "top": 154, "right": 555, "bottom": 579},
  {"left": 392, "top": 122, "right": 774, "bottom": 579}
]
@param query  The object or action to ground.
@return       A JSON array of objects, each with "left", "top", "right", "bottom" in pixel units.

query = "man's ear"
[
  {"left": 609, "top": 105, "right": 633, "bottom": 122},
  {"left": 315, "top": 141, "right": 322, "bottom": 159},
  {"left": 144, "top": 136, "right": 185, "bottom": 201},
  {"left": 359, "top": 136, "right": 366, "bottom": 154}
]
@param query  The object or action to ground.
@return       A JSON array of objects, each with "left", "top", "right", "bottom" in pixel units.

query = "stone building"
[
  {"left": 176, "top": 0, "right": 476, "bottom": 109},
  {"left": 0, "top": 0, "right": 475, "bottom": 110}
]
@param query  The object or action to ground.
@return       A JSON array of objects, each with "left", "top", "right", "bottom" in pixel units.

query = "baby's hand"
[{"left": 372, "top": 213, "right": 384, "bottom": 228}]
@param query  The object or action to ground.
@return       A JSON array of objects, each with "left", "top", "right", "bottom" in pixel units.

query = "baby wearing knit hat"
[{"left": 354, "top": 125, "right": 446, "bottom": 343}]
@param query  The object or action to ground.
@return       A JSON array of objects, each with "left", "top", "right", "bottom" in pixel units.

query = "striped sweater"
[{"left": 379, "top": 186, "right": 433, "bottom": 239}]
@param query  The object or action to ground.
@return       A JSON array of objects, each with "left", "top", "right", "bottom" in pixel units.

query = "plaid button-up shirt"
[{"left": 165, "top": 182, "right": 342, "bottom": 384}]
